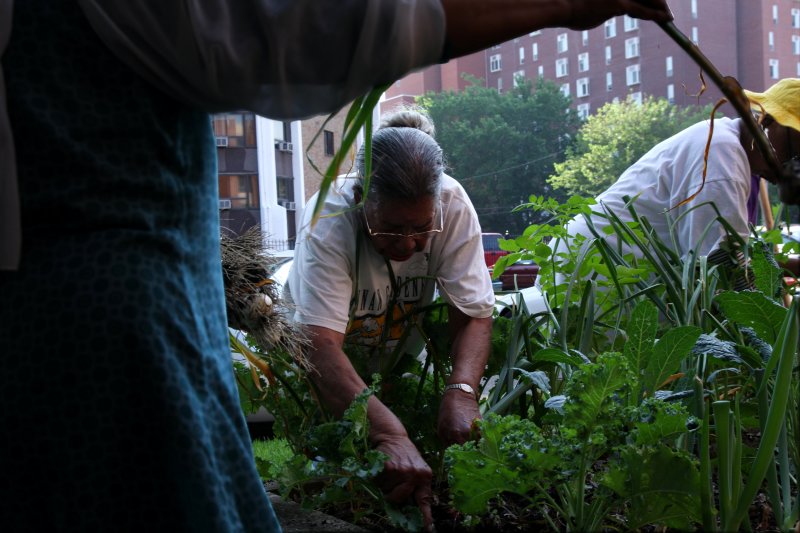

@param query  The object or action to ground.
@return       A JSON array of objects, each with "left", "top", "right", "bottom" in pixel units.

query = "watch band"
[{"left": 444, "top": 382, "right": 477, "bottom": 399}]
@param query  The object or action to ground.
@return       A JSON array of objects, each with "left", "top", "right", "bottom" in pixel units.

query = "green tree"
[
  {"left": 419, "top": 77, "right": 580, "bottom": 235},
  {"left": 548, "top": 96, "right": 713, "bottom": 197}
]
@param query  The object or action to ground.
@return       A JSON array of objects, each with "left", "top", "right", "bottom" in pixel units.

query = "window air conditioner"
[
  {"left": 215, "top": 136, "right": 229, "bottom": 147},
  {"left": 276, "top": 141, "right": 293, "bottom": 152},
  {"left": 219, "top": 199, "right": 232, "bottom": 210}
]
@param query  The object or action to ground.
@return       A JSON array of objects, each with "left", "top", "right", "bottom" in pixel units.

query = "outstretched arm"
[
  {"left": 441, "top": 0, "right": 673, "bottom": 58},
  {"left": 305, "top": 325, "right": 433, "bottom": 528}
]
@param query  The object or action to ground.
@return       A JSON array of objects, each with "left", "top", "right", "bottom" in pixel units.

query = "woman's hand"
[
  {"left": 563, "top": 0, "right": 673, "bottom": 30},
  {"left": 437, "top": 388, "right": 481, "bottom": 446},
  {"left": 373, "top": 433, "right": 434, "bottom": 531}
]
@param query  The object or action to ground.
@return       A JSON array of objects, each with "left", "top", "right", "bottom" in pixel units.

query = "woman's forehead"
[{"left": 369, "top": 195, "right": 436, "bottom": 222}]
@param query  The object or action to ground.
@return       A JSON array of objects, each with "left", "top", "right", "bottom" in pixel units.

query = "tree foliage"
[
  {"left": 548, "top": 96, "right": 713, "bottom": 197},
  {"left": 418, "top": 77, "right": 580, "bottom": 235}
]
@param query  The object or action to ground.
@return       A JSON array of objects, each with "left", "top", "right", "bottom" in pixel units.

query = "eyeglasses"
[{"left": 362, "top": 203, "right": 443, "bottom": 239}]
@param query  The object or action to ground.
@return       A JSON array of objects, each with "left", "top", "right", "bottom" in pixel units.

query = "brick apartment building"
[
  {"left": 383, "top": 0, "right": 800, "bottom": 118},
  {"left": 215, "top": 1, "right": 800, "bottom": 247},
  {"left": 212, "top": 109, "right": 350, "bottom": 248}
]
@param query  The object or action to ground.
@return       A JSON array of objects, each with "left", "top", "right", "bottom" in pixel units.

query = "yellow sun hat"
[{"left": 743, "top": 78, "right": 800, "bottom": 133}]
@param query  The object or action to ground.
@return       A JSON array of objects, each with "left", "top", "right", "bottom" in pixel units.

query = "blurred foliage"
[
  {"left": 419, "top": 77, "right": 580, "bottom": 235},
  {"left": 549, "top": 96, "right": 714, "bottom": 197}
]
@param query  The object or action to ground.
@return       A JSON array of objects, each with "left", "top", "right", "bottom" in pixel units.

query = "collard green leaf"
[
  {"left": 514, "top": 368, "right": 551, "bottom": 395},
  {"left": 603, "top": 445, "right": 702, "bottom": 530},
  {"left": 384, "top": 503, "right": 423, "bottom": 532},
  {"left": 531, "top": 347, "right": 586, "bottom": 367},
  {"left": 740, "top": 327, "right": 772, "bottom": 364},
  {"left": 750, "top": 240, "right": 783, "bottom": 299},
  {"left": 623, "top": 300, "right": 659, "bottom": 379},
  {"left": 632, "top": 398, "right": 695, "bottom": 446},
  {"left": 691, "top": 333, "right": 743, "bottom": 364},
  {"left": 643, "top": 326, "right": 701, "bottom": 397},
  {"left": 714, "top": 291, "right": 787, "bottom": 344}
]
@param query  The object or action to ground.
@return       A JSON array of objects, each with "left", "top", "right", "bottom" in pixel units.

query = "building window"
[
  {"left": 577, "top": 77, "right": 590, "bottom": 97},
  {"left": 220, "top": 174, "right": 259, "bottom": 209},
  {"left": 556, "top": 57, "right": 569, "bottom": 77},
  {"left": 606, "top": 72, "right": 613, "bottom": 91},
  {"left": 532, "top": 43, "right": 539, "bottom": 61},
  {"left": 323, "top": 130, "right": 334, "bottom": 156},
  {"left": 557, "top": 33, "right": 569, "bottom": 53},
  {"left": 605, "top": 19, "right": 617, "bottom": 39},
  {"left": 667, "top": 84, "right": 675, "bottom": 104},
  {"left": 212, "top": 112, "right": 257, "bottom": 148},
  {"left": 773, "top": 4, "right": 779, "bottom": 24},
  {"left": 497, "top": 77, "right": 503, "bottom": 93},
  {"left": 691, "top": 27, "right": 699, "bottom": 44},
  {"left": 793, "top": 35, "right": 800, "bottom": 55},
  {"left": 666, "top": 56, "right": 674, "bottom": 77},
  {"left": 626, "top": 64, "right": 640, "bottom": 86},
  {"left": 513, "top": 70, "right": 526, "bottom": 87},
  {"left": 577, "top": 103, "right": 590, "bottom": 120},
  {"left": 276, "top": 176, "right": 294, "bottom": 205},
  {"left": 797, "top": 62, "right": 800, "bottom": 77},
  {"left": 625, "top": 37, "right": 640, "bottom": 59},
  {"left": 630, "top": 91, "right": 643, "bottom": 105},
  {"left": 623, "top": 15, "right": 638, "bottom": 31},
  {"left": 691, "top": 0, "right": 698, "bottom": 19},
  {"left": 578, "top": 52, "right": 590, "bottom": 72},
  {"left": 770, "top": 59, "right": 780, "bottom": 79},
  {"left": 489, "top": 54, "right": 502, "bottom": 72},
  {"left": 537, "top": 65, "right": 544, "bottom": 77},
  {"left": 560, "top": 83, "right": 570, "bottom": 97},
  {"left": 769, "top": 32, "right": 775, "bottom": 52},
  {"left": 605, "top": 45, "right": 612, "bottom": 65},
  {"left": 518, "top": 46, "right": 525, "bottom": 64},
  {"left": 581, "top": 30, "right": 589, "bottom": 46},
  {"left": 793, "top": 8, "right": 800, "bottom": 28}
]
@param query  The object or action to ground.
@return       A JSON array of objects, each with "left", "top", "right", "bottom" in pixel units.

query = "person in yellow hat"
[
  {"left": 744, "top": 78, "right": 800, "bottom": 185},
  {"left": 539, "top": 79, "right": 800, "bottom": 296}
]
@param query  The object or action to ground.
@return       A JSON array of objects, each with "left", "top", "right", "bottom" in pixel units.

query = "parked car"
[
  {"left": 482, "top": 232, "right": 509, "bottom": 268},
  {"left": 494, "top": 285, "right": 548, "bottom": 318},
  {"left": 497, "top": 259, "right": 539, "bottom": 290}
]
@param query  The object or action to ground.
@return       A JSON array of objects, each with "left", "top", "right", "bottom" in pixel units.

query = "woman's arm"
[{"left": 437, "top": 307, "right": 492, "bottom": 446}]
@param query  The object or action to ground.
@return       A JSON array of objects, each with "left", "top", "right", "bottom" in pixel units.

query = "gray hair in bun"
[{"left": 356, "top": 107, "right": 443, "bottom": 204}]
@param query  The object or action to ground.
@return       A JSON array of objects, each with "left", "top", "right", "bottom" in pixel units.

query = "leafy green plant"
[
  {"left": 276, "top": 379, "right": 425, "bottom": 531},
  {"left": 231, "top": 188, "right": 798, "bottom": 532},
  {"left": 447, "top": 302, "right": 703, "bottom": 531},
  {"left": 252, "top": 438, "right": 296, "bottom": 482}
]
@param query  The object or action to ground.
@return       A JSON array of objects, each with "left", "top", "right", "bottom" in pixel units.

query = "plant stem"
[{"left": 657, "top": 22, "right": 784, "bottom": 181}]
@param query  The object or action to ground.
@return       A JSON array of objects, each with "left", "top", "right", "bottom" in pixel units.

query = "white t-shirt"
[
  {"left": 287, "top": 174, "right": 494, "bottom": 358},
  {"left": 554, "top": 117, "right": 752, "bottom": 261}
]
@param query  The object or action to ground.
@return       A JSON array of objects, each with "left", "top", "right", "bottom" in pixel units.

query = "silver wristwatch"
[{"left": 444, "top": 382, "right": 477, "bottom": 399}]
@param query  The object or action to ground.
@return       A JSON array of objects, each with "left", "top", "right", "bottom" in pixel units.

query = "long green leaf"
[
  {"left": 643, "top": 326, "right": 701, "bottom": 397},
  {"left": 727, "top": 299, "right": 799, "bottom": 530},
  {"left": 623, "top": 300, "right": 659, "bottom": 403},
  {"left": 714, "top": 291, "right": 787, "bottom": 345}
]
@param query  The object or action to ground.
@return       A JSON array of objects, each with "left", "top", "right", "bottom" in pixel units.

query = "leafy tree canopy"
[
  {"left": 418, "top": 76, "right": 580, "bottom": 235},
  {"left": 548, "top": 96, "right": 713, "bottom": 197}
]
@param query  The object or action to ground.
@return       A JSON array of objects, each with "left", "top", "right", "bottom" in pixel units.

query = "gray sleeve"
[{"left": 77, "top": 0, "right": 447, "bottom": 119}]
